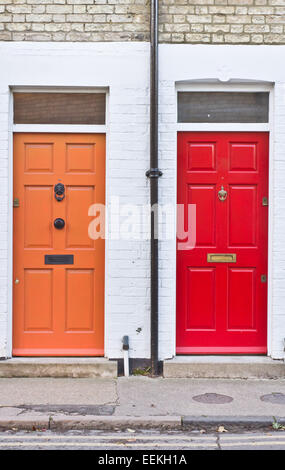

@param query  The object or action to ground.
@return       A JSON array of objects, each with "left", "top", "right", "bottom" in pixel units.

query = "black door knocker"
[{"left": 54, "top": 183, "right": 65, "bottom": 201}]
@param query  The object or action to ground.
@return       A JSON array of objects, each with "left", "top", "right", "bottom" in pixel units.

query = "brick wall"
[
  {"left": 160, "top": 0, "right": 285, "bottom": 44},
  {"left": 0, "top": 0, "right": 285, "bottom": 44},
  {"left": 0, "top": 0, "right": 150, "bottom": 42}
]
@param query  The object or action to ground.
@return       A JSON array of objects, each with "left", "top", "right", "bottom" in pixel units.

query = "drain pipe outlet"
[{"left": 122, "top": 335, "right": 130, "bottom": 377}]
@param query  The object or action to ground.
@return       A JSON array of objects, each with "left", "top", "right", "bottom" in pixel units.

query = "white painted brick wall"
[
  {"left": 0, "top": 42, "right": 151, "bottom": 359},
  {"left": 270, "top": 81, "right": 285, "bottom": 358},
  {"left": 158, "top": 44, "right": 285, "bottom": 360},
  {"left": 0, "top": 42, "right": 284, "bottom": 360},
  {"left": 0, "top": 86, "right": 10, "bottom": 358}
]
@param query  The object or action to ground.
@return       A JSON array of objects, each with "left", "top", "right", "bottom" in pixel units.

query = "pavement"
[{"left": 0, "top": 376, "right": 285, "bottom": 432}]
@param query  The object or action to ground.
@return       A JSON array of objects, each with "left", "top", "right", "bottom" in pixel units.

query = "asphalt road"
[{"left": 0, "top": 429, "right": 285, "bottom": 450}]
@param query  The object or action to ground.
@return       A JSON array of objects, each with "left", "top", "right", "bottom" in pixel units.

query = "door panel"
[
  {"left": 188, "top": 185, "right": 216, "bottom": 247},
  {"left": 66, "top": 186, "right": 95, "bottom": 248},
  {"left": 24, "top": 143, "right": 54, "bottom": 173},
  {"left": 65, "top": 269, "right": 94, "bottom": 331},
  {"left": 229, "top": 142, "right": 257, "bottom": 172},
  {"left": 187, "top": 142, "right": 216, "bottom": 171},
  {"left": 228, "top": 185, "right": 257, "bottom": 247},
  {"left": 24, "top": 186, "right": 53, "bottom": 248},
  {"left": 177, "top": 132, "right": 268, "bottom": 354},
  {"left": 186, "top": 267, "right": 216, "bottom": 330},
  {"left": 227, "top": 268, "right": 256, "bottom": 330},
  {"left": 24, "top": 269, "right": 53, "bottom": 331},
  {"left": 13, "top": 133, "right": 105, "bottom": 356},
  {"left": 65, "top": 143, "right": 95, "bottom": 173}
]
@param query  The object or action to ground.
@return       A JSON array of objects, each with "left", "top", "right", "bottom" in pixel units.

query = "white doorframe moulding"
[
  {"left": 8, "top": 87, "right": 109, "bottom": 359},
  {"left": 175, "top": 82, "right": 274, "bottom": 360}
]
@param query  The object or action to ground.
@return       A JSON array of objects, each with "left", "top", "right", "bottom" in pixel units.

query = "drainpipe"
[
  {"left": 122, "top": 336, "right": 130, "bottom": 377},
  {"left": 146, "top": 0, "right": 162, "bottom": 376}
]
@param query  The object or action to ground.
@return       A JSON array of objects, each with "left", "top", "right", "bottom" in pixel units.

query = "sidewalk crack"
[
  {"left": 114, "top": 379, "right": 120, "bottom": 408},
  {"left": 216, "top": 433, "right": 221, "bottom": 451},
  {"left": 48, "top": 416, "right": 53, "bottom": 430}
]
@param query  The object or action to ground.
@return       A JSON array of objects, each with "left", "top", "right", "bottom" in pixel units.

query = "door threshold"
[
  {"left": 163, "top": 356, "right": 285, "bottom": 379},
  {"left": 0, "top": 357, "right": 117, "bottom": 378}
]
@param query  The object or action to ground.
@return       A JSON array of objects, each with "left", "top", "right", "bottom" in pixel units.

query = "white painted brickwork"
[
  {"left": 0, "top": 42, "right": 285, "bottom": 360},
  {"left": 0, "top": 42, "right": 151, "bottom": 359},
  {"left": 0, "top": 88, "right": 9, "bottom": 357},
  {"left": 271, "top": 81, "right": 285, "bottom": 358},
  {"left": 158, "top": 45, "right": 285, "bottom": 360}
]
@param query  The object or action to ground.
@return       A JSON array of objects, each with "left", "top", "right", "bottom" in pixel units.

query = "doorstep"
[
  {"left": 163, "top": 356, "right": 285, "bottom": 379},
  {"left": 0, "top": 357, "right": 117, "bottom": 378}
]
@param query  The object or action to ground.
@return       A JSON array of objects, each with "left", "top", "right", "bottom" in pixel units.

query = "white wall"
[
  {"left": 0, "top": 42, "right": 151, "bottom": 359},
  {"left": 158, "top": 44, "right": 285, "bottom": 360},
  {"left": 0, "top": 42, "right": 285, "bottom": 360}
]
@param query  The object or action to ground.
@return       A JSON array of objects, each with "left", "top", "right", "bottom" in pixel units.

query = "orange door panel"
[{"left": 13, "top": 133, "right": 105, "bottom": 356}]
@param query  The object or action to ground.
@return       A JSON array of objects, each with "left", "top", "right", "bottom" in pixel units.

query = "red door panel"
[
  {"left": 186, "top": 268, "right": 216, "bottom": 330},
  {"left": 228, "top": 268, "right": 256, "bottom": 330},
  {"left": 188, "top": 185, "right": 216, "bottom": 247},
  {"left": 177, "top": 132, "right": 268, "bottom": 354}
]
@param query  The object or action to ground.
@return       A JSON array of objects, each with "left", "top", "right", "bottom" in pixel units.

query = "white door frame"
[
  {"left": 174, "top": 81, "right": 274, "bottom": 356},
  {"left": 7, "top": 86, "right": 109, "bottom": 358}
]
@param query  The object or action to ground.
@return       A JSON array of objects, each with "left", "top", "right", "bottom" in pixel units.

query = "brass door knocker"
[{"left": 218, "top": 185, "right": 227, "bottom": 201}]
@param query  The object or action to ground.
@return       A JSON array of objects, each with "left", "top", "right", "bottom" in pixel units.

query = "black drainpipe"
[{"left": 146, "top": 0, "right": 162, "bottom": 376}]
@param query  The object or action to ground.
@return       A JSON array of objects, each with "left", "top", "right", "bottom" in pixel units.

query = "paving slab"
[
  {"left": 115, "top": 376, "right": 285, "bottom": 416},
  {"left": 0, "top": 378, "right": 117, "bottom": 406},
  {"left": 0, "top": 407, "right": 23, "bottom": 418}
]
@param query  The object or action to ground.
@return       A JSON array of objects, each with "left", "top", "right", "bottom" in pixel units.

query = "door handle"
[{"left": 54, "top": 218, "right": 65, "bottom": 229}]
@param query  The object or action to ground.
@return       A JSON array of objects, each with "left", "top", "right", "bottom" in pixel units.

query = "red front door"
[{"left": 177, "top": 132, "right": 269, "bottom": 354}]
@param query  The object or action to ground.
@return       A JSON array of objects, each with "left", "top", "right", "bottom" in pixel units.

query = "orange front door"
[{"left": 13, "top": 133, "right": 105, "bottom": 356}]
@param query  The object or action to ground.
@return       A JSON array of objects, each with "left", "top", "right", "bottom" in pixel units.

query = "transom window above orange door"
[
  {"left": 13, "top": 92, "right": 106, "bottom": 125},
  {"left": 178, "top": 92, "right": 269, "bottom": 123}
]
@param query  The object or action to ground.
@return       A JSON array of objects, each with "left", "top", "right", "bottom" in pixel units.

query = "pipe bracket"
[{"left": 146, "top": 168, "right": 163, "bottom": 178}]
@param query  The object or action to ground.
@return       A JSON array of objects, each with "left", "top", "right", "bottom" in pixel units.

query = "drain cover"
[
  {"left": 260, "top": 393, "right": 285, "bottom": 404},
  {"left": 192, "top": 393, "right": 233, "bottom": 404}
]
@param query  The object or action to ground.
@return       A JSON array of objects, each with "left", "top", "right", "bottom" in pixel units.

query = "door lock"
[
  {"left": 54, "top": 218, "right": 65, "bottom": 229},
  {"left": 14, "top": 279, "right": 20, "bottom": 284},
  {"left": 13, "top": 198, "right": 20, "bottom": 208},
  {"left": 262, "top": 197, "right": 268, "bottom": 206}
]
